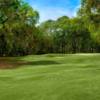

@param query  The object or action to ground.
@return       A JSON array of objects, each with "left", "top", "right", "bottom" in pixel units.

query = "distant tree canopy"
[
  {"left": 0, "top": 0, "right": 100, "bottom": 56},
  {"left": 39, "top": 16, "right": 98, "bottom": 53}
]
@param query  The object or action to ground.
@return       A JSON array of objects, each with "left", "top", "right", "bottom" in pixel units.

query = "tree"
[
  {"left": 39, "top": 16, "right": 93, "bottom": 53},
  {"left": 0, "top": 0, "right": 39, "bottom": 56},
  {"left": 78, "top": 0, "right": 100, "bottom": 44}
]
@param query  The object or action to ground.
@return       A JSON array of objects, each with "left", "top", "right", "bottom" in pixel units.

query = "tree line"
[{"left": 0, "top": 0, "right": 100, "bottom": 56}]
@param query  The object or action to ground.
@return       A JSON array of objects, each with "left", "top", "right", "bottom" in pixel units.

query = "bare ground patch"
[
  {"left": 0, "top": 58, "right": 28, "bottom": 69},
  {"left": 0, "top": 59, "right": 21, "bottom": 69}
]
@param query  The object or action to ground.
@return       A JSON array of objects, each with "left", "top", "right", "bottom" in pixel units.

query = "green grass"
[{"left": 0, "top": 54, "right": 100, "bottom": 100}]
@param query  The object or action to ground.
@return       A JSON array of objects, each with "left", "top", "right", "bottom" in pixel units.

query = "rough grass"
[{"left": 0, "top": 54, "right": 100, "bottom": 100}]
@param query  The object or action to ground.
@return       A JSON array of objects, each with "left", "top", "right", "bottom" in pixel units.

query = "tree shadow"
[
  {"left": 0, "top": 58, "right": 60, "bottom": 69},
  {"left": 18, "top": 60, "right": 60, "bottom": 66}
]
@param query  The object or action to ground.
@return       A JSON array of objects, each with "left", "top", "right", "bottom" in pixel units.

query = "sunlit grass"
[{"left": 0, "top": 54, "right": 100, "bottom": 100}]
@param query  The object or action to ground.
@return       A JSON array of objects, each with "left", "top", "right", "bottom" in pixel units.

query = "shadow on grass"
[
  {"left": 0, "top": 58, "right": 60, "bottom": 69},
  {"left": 19, "top": 60, "right": 59, "bottom": 66}
]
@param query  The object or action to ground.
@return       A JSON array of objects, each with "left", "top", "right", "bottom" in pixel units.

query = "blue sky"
[{"left": 25, "top": 0, "right": 81, "bottom": 22}]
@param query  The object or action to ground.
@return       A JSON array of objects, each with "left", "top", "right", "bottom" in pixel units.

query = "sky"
[{"left": 25, "top": 0, "right": 81, "bottom": 22}]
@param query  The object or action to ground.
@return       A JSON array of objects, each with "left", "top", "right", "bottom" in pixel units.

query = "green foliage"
[
  {"left": 0, "top": 0, "right": 39, "bottom": 56},
  {"left": 0, "top": 0, "right": 100, "bottom": 56},
  {"left": 78, "top": 0, "right": 100, "bottom": 44},
  {"left": 39, "top": 16, "right": 97, "bottom": 53}
]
